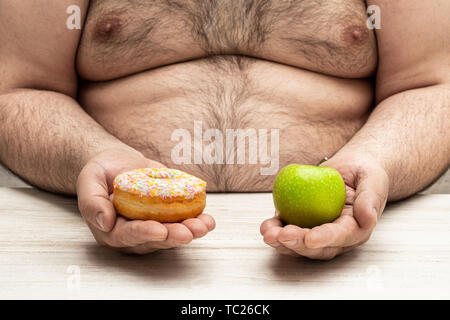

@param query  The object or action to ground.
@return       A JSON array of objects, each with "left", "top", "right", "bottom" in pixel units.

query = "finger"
[
  {"left": 340, "top": 244, "right": 359, "bottom": 255},
  {"left": 182, "top": 218, "right": 209, "bottom": 239},
  {"left": 263, "top": 226, "right": 283, "bottom": 248},
  {"left": 122, "top": 240, "right": 181, "bottom": 254},
  {"left": 302, "top": 247, "right": 342, "bottom": 260},
  {"left": 353, "top": 170, "right": 388, "bottom": 229},
  {"left": 293, "top": 245, "right": 357, "bottom": 260},
  {"left": 77, "top": 163, "right": 116, "bottom": 232},
  {"left": 260, "top": 216, "right": 283, "bottom": 235},
  {"left": 274, "top": 225, "right": 358, "bottom": 260},
  {"left": 345, "top": 185, "right": 356, "bottom": 205},
  {"left": 119, "top": 245, "right": 160, "bottom": 255},
  {"left": 197, "top": 214, "right": 216, "bottom": 232},
  {"left": 276, "top": 225, "right": 331, "bottom": 258},
  {"left": 164, "top": 223, "right": 194, "bottom": 245},
  {"left": 277, "top": 224, "right": 308, "bottom": 251},
  {"left": 123, "top": 230, "right": 200, "bottom": 254},
  {"left": 304, "top": 211, "right": 361, "bottom": 249},
  {"left": 102, "top": 217, "right": 168, "bottom": 247},
  {"left": 275, "top": 245, "right": 298, "bottom": 257}
]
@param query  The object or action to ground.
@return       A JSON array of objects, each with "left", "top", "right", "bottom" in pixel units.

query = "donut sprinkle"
[{"left": 113, "top": 168, "right": 206, "bottom": 199}]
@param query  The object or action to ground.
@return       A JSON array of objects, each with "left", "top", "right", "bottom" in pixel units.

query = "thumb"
[
  {"left": 76, "top": 161, "right": 117, "bottom": 232},
  {"left": 353, "top": 164, "right": 389, "bottom": 230}
]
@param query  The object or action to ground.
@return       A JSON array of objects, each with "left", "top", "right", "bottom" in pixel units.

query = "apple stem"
[{"left": 317, "top": 157, "right": 329, "bottom": 166}]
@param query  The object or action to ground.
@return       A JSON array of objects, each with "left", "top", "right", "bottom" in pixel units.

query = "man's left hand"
[{"left": 260, "top": 153, "right": 389, "bottom": 260}]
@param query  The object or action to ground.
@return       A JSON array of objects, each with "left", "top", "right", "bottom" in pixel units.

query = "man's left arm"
[
  {"left": 339, "top": 0, "right": 450, "bottom": 201},
  {"left": 261, "top": 0, "right": 449, "bottom": 259}
]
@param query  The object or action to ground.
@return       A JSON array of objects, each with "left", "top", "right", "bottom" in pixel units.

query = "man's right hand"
[{"left": 76, "top": 149, "right": 215, "bottom": 254}]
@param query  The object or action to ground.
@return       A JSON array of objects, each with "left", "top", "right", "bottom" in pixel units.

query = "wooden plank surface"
[{"left": 0, "top": 188, "right": 449, "bottom": 299}]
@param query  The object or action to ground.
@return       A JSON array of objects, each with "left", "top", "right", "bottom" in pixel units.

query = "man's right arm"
[
  {"left": 0, "top": 0, "right": 215, "bottom": 253},
  {"left": 0, "top": 0, "right": 137, "bottom": 194}
]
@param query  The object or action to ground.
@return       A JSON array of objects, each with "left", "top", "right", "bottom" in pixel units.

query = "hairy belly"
[{"left": 79, "top": 56, "right": 373, "bottom": 191}]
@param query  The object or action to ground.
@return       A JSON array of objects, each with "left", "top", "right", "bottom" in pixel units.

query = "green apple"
[{"left": 272, "top": 164, "right": 346, "bottom": 228}]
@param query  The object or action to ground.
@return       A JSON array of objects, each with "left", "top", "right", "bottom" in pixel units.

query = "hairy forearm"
[
  {"left": 335, "top": 85, "right": 450, "bottom": 201},
  {"left": 0, "top": 89, "right": 138, "bottom": 194}
]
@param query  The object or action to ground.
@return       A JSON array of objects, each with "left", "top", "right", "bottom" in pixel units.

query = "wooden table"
[{"left": 0, "top": 188, "right": 449, "bottom": 299}]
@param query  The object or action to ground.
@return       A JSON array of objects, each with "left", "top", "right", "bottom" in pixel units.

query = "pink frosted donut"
[{"left": 113, "top": 168, "right": 207, "bottom": 222}]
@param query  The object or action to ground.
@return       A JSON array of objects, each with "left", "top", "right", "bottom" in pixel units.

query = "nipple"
[
  {"left": 94, "top": 17, "right": 123, "bottom": 40},
  {"left": 352, "top": 29, "right": 362, "bottom": 40},
  {"left": 341, "top": 25, "right": 368, "bottom": 46},
  {"left": 103, "top": 22, "right": 114, "bottom": 33}
]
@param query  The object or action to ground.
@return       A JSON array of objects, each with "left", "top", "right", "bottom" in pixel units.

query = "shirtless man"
[{"left": 0, "top": 1, "right": 448, "bottom": 259}]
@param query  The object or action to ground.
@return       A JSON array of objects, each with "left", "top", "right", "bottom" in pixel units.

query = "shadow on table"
[
  {"left": 11, "top": 189, "right": 196, "bottom": 283},
  {"left": 10, "top": 188, "right": 368, "bottom": 287},
  {"left": 265, "top": 247, "right": 365, "bottom": 282},
  {"left": 83, "top": 244, "right": 198, "bottom": 283}
]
